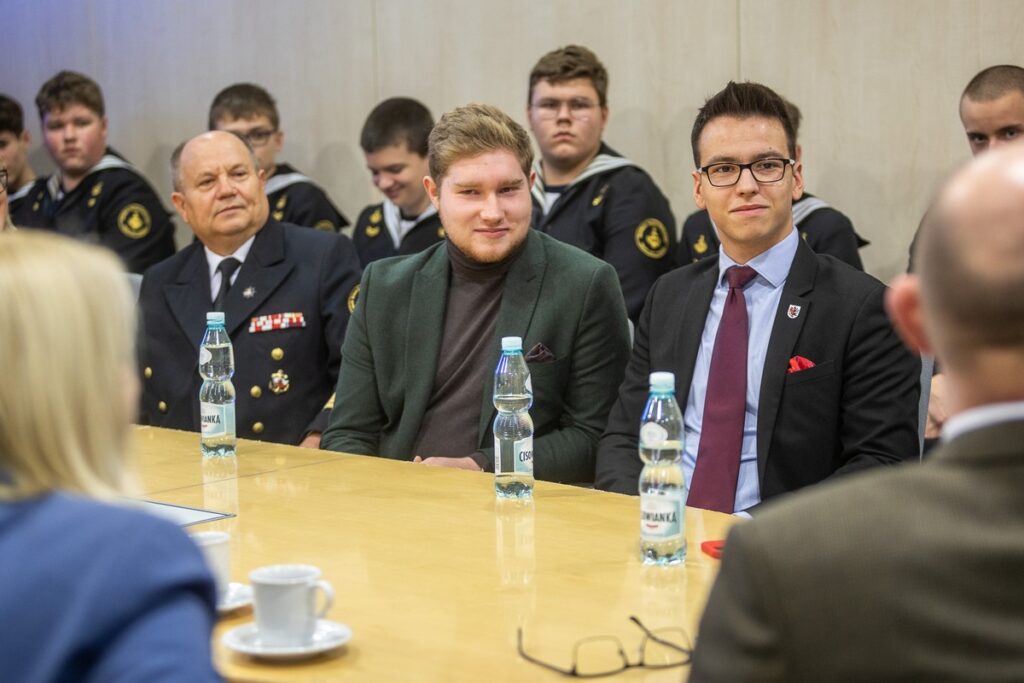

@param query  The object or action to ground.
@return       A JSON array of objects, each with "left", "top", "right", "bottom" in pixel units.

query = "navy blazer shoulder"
[{"left": 0, "top": 492, "right": 219, "bottom": 682}]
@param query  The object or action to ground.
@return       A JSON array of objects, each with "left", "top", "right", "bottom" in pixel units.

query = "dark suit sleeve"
[
  {"left": 320, "top": 264, "right": 383, "bottom": 454},
  {"left": 477, "top": 264, "right": 631, "bottom": 483},
  {"left": 97, "top": 173, "right": 176, "bottom": 274},
  {"left": 833, "top": 281, "right": 921, "bottom": 475},
  {"left": 601, "top": 170, "right": 677, "bottom": 322},
  {"left": 801, "top": 209, "right": 864, "bottom": 270},
  {"left": 305, "top": 234, "right": 362, "bottom": 437},
  {"left": 594, "top": 279, "right": 661, "bottom": 493},
  {"left": 689, "top": 522, "right": 788, "bottom": 682}
]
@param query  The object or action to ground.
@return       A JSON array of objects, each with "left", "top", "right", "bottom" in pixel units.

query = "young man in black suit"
[{"left": 595, "top": 82, "right": 920, "bottom": 513}]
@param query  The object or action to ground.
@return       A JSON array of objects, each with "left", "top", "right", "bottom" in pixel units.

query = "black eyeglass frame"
[
  {"left": 516, "top": 615, "right": 692, "bottom": 678},
  {"left": 0, "top": 168, "right": 8, "bottom": 193},
  {"left": 697, "top": 157, "right": 796, "bottom": 187}
]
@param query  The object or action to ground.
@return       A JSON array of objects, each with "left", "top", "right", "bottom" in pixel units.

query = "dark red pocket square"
[{"left": 787, "top": 355, "right": 816, "bottom": 374}]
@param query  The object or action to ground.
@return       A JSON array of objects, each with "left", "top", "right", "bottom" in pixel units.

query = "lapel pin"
[
  {"left": 242, "top": 286, "right": 256, "bottom": 299},
  {"left": 787, "top": 304, "right": 801, "bottom": 319}
]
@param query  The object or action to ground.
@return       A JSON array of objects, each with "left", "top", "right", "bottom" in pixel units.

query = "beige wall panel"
[
  {"left": 739, "top": 0, "right": 1024, "bottom": 281},
  {"left": 373, "top": 0, "right": 738, "bottom": 234}
]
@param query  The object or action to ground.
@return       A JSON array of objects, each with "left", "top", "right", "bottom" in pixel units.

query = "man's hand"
[
  {"left": 299, "top": 432, "right": 322, "bottom": 449},
  {"left": 926, "top": 374, "right": 949, "bottom": 439},
  {"left": 413, "top": 455, "right": 482, "bottom": 471}
]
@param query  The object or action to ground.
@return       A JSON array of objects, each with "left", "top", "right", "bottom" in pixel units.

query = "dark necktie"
[
  {"left": 688, "top": 265, "right": 758, "bottom": 513},
  {"left": 213, "top": 257, "right": 241, "bottom": 311}
]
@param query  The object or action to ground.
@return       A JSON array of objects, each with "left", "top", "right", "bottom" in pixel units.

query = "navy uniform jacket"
[
  {"left": 12, "top": 149, "right": 175, "bottom": 273},
  {"left": 0, "top": 493, "right": 219, "bottom": 683},
  {"left": 679, "top": 193, "right": 869, "bottom": 270},
  {"left": 595, "top": 240, "right": 920, "bottom": 501},
  {"left": 138, "top": 220, "right": 362, "bottom": 445},
  {"left": 531, "top": 143, "right": 676, "bottom": 322},
  {"left": 351, "top": 200, "right": 445, "bottom": 266},
  {"left": 6, "top": 180, "right": 33, "bottom": 219},
  {"left": 266, "top": 163, "right": 348, "bottom": 231}
]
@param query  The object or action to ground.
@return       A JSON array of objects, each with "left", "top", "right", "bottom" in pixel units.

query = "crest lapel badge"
[
  {"left": 242, "top": 286, "right": 256, "bottom": 299},
  {"left": 787, "top": 304, "right": 801, "bottom": 319},
  {"left": 269, "top": 369, "right": 290, "bottom": 394}
]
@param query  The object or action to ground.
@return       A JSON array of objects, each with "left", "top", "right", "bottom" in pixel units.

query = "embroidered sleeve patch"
[
  {"left": 249, "top": 312, "right": 306, "bottom": 333},
  {"left": 635, "top": 218, "right": 669, "bottom": 259},
  {"left": 347, "top": 284, "right": 360, "bottom": 314},
  {"left": 117, "top": 203, "right": 151, "bottom": 239}
]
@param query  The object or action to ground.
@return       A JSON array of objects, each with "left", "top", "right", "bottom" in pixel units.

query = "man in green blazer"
[
  {"left": 321, "top": 103, "right": 630, "bottom": 484},
  {"left": 689, "top": 141, "right": 1024, "bottom": 681}
]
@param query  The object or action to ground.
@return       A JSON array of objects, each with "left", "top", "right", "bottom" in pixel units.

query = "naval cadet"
[
  {"left": 209, "top": 83, "right": 348, "bottom": 232},
  {"left": 0, "top": 94, "right": 37, "bottom": 218},
  {"left": 353, "top": 97, "right": 445, "bottom": 265},
  {"left": 138, "top": 131, "right": 361, "bottom": 447},
  {"left": 526, "top": 45, "right": 676, "bottom": 322},
  {"left": 679, "top": 96, "right": 868, "bottom": 269},
  {"left": 15, "top": 71, "right": 175, "bottom": 273}
]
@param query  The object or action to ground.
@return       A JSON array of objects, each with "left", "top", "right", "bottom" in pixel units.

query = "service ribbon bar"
[{"left": 249, "top": 312, "right": 306, "bottom": 333}]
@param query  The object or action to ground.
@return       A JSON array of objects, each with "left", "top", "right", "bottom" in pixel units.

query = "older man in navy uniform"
[
  {"left": 138, "top": 131, "right": 361, "bottom": 447},
  {"left": 15, "top": 71, "right": 175, "bottom": 273}
]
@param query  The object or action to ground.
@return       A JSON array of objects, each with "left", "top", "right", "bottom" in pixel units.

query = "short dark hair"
[
  {"left": 35, "top": 71, "right": 104, "bottom": 120},
  {"left": 962, "top": 65, "right": 1024, "bottom": 102},
  {"left": 690, "top": 81, "right": 796, "bottom": 167},
  {"left": 208, "top": 83, "right": 279, "bottom": 131},
  {"left": 360, "top": 97, "right": 434, "bottom": 156},
  {"left": 781, "top": 97, "right": 802, "bottom": 140},
  {"left": 528, "top": 45, "right": 609, "bottom": 107},
  {"left": 0, "top": 94, "right": 25, "bottom": 135}
]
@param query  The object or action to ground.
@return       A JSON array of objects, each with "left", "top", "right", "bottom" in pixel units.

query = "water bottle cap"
[
  {"left": 206, "top": 311, "right": 226, "bottom": 324},
  {"left": 501, "top": 336, "right": 523, "bottom": 351},
  {"left": 649, "top": 371, "right": 675, "bottom": 392}
]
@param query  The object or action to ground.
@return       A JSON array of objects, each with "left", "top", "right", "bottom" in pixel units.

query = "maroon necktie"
[{"left": 688, "top": 265, "right": 758, "bottom": 513}]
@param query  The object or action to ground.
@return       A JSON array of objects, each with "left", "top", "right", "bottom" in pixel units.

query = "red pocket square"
[{"left": 787, "top": 355, "right": 816, "bottom": 374}]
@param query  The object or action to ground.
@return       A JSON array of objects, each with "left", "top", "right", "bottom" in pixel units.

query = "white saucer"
[
  {"left": 222, "top": 619, "right": 352, "bottom": 660},
  {"left": 218, "top": 582, "right": 253, "bottom": 615}
]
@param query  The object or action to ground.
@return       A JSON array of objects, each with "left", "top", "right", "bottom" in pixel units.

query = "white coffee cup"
[
  {"left": 191, "top": 530, "right": 230, "bottom": 604},
  {"left": 250, "top": 564, "right": 334, "bottom": 647}
]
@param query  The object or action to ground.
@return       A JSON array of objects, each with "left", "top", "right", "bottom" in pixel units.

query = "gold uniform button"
[
  {"left": 271, "top": 347, "right": 284, "bottom": 361},
  {"left": 157, "top": 401, "right": 167, "bottom": 413},
  {"left": 250, "top": 385, "right": 263, "bottom": 398},
  {"left": 143, "top": 367, "right": 153, "bottom": 379},
  {"left": 252, "top": 422, "right": 265, "bottom": 434}
]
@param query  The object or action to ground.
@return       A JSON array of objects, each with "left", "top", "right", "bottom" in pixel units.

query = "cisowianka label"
[
  {"left": 495, "top": 436, "right": 534, "bottom": 475},
  {"left": 200, "top": 402, "right": 235, "bottom": 438},
  {"left": 640, "top": 491, "right": 684, "bottom": 541}
]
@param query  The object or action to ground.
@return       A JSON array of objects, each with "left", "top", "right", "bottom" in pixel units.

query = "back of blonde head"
[{"left": 0, "top": 232, "right": 137, "bottom": 499}]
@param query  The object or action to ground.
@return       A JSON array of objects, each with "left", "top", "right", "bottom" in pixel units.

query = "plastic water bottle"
[
  {"left": 638, "top": 371, "right": 686, "bottom": 565},
  {"left": 199, "top": 311, "right": 236, "bottom": 457},
  {"left": 493, "top": 336, "right": 534, "bottom": 498}
]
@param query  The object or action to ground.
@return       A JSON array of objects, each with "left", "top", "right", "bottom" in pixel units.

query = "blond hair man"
[{"left": 322, "top": 103, "right": 630, "bottom": 482}]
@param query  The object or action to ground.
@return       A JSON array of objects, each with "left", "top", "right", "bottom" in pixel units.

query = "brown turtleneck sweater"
[{"left": 410, "top": 239, "right": 525, "bottom": 461}]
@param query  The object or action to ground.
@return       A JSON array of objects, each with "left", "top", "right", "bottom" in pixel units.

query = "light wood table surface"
[{"left": 137, "top": 426, "right": 739, "bottom": 682}]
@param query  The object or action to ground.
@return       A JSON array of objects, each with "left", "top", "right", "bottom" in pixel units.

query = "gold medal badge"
[{"left": 347, "top": 284, "right": 360, "bottom": 314}]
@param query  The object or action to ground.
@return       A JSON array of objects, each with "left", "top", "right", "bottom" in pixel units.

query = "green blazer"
[{"left": 321, "top": 230, "right": 631, "bottom": 483}]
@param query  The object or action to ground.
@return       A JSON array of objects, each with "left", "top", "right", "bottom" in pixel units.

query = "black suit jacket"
[
  {"left": 138, "top": 220, "right": 361, "bottom": 445},
  {"left": 595, "top": 239, "right": 920, "bottom": 502}
]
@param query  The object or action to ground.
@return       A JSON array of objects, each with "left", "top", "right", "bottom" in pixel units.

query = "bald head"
[
  {"left": 917, "top": 144, "right": 1024, "bottom": 368},
  {"left": 170, "top": 131, "right": 268, "bottom": 255}
]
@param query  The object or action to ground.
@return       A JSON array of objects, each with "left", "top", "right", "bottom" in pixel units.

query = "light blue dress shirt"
[{"left": 683, "top": 228, "right": 799, "bottom": 513}]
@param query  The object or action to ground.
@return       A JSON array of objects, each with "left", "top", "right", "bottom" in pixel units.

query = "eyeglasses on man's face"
[
  {"left": 517, "top": 616, "right": 692, "bottom": 678},
  {"left": 531, "top": 97, "right": 599, "bottom": 122},
  {"left": 0, "top": 168, "right": 8, "bottom": 193},
  {"left": 238, "top": 128, "right": 277, "bottom": 147},
  {"left": 698, "top": 157, "right": 795, "bottom": 187}
]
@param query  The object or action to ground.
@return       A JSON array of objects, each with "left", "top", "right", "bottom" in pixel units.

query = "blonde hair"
[
  {"left": 0, "top": 232, "right": 137, "bottom": 499},
  {"left": 427, "top": 103, "right": 534, "bottom": 185}
]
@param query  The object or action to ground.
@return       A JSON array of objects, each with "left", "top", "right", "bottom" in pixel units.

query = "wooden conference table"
[{"left": 135, "top": 426, "right": 739, "bottom": 682}]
